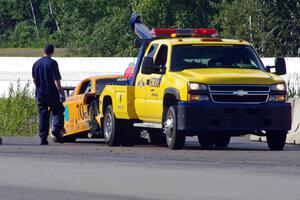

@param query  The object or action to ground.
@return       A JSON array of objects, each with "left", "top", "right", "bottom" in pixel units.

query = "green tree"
[
  {"left": 134, "top": 0, "right": 216, "bottom": 29},
  {"left": 212, "top": 0, "right": 300, "bottom": 57}
]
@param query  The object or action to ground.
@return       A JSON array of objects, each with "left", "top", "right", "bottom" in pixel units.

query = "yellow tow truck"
[{"left": 95, "top": 13, "right": 291, "bottom": 150}]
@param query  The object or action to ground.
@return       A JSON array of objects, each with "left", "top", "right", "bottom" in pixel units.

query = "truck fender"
[{"left": 164, "top": 88, "right": 180, "bottom": 101}]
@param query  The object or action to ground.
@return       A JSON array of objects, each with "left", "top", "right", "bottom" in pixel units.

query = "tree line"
[{"left": 0, "top": 0, "right": 299, "bottom": 57}]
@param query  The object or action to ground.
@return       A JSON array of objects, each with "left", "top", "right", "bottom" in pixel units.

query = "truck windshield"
[{"left": 171, "top": 45, "right": 265, "bottom": 71}]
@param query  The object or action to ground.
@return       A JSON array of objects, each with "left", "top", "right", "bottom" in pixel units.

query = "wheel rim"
[
  {"left": 164, "top": 112, "right": 174, "bottom": 142},
  {"left": 104, "top": 112, "right": 113, "bottom": 141}
]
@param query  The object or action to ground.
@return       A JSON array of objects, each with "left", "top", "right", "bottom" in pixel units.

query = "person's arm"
[
  {"left": 52, "top": 61, "right": 65, "bottom": 102},
  {"left": 54, "top": 79, "right": 63, "bottom": 94},
  {"left": 55, "top": 79, "right": 65, "bottom": 103}
]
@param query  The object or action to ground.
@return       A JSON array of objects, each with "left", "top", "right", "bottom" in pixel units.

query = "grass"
[
  {"left": 0, "top": 48, "right": 69, "bottom": 57},
  {"left": 0, "top": 81, "right": 38, "bottom": 136}
]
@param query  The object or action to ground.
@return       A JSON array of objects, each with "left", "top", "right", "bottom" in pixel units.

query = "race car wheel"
[
  {"left": 89, "top": 100, "right": 101, "bottom": 137},
  {"left": 164, "top": 106, "right": 185, "bottom": 150},
  {"left": 103, "top": 105, "right": 122, "bottom": 146},
  {"left": 266, "top": 131, "right": 287, "bottom": 151},
  {"left": 214, "top": 136, "right": 231, "bottom": 147},
  {"left": 198, "top": 134, "right": 214, "bottom": 148}
]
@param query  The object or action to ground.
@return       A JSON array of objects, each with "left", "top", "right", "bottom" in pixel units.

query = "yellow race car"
[{"left": 50, "top": 75, "right": 128, "bottom": 142}]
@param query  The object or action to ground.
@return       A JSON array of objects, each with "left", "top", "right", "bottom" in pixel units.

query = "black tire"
[
  {"left": 198, "top": 134, "right": 214, "bottom": 148},
  {"left": 214, "top": 136, "right": 231, "bottom": 147},
  {"left": 266, "top": 131, "right": 287, "bottom": 151},
  {"left": 148, "top": 129, "right": 166, "bottom": 146},
  {"left": 0, "top": 137, "right": 2, "bottom": 145},
  {"left": 164, "top": 106, "right": 185, "bottom": 150},
  {"left": 103, "top": 105, "right": 122, "bottom": 146},
  {"left": 89, "top": 100, "right": 101, "bottom": 137}
]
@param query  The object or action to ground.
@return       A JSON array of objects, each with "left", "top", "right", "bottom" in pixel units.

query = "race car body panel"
[{"left": 61, "top": 75, "right": 125, "bottom": 137}]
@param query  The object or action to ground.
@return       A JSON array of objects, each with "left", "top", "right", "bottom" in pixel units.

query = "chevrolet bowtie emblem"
[{"left": 233, "top": 90, "right": 248, "bottom": 96}]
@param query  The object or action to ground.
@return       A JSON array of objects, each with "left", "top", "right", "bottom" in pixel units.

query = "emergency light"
[{"left": 150, "top": 28, "right": 219, "bottom": 38}]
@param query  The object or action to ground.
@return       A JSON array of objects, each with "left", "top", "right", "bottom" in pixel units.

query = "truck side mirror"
[
  {"left": 266, "top": 57, "right": 286, "bottom": 75},
  {"left": 274, "top": 57, "right": 286, "bottom": 75},
  {"left": 141, "top": 56, "right": 154, "bottom": 74}
]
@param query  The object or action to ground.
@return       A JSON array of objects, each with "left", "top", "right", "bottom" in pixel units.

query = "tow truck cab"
[{"left": 99, "top": 14, "right": 291, "bottom": 150}]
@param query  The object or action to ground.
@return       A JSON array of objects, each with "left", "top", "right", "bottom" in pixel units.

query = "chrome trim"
[
  {"left": 210, "top": 94, "right": 269, "bottom": 104},
  {"left": 208, "top": 84, "right": 270, "bottom": 104},
  {"left": 208, "top": 85, "right": 270, "bottom": 93}
]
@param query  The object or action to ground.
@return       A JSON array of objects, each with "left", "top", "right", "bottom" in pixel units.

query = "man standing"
[{"left": 32, "top": 44, "right": 66, "bottom": 145}]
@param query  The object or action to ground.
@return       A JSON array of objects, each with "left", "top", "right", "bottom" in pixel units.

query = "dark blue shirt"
[{"left": 32, "top": 56, "right": 61, "bottom": 98}]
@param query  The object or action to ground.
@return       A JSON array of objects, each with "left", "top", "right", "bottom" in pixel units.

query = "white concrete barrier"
[
  {"left": 286, "top": 98, "right": 300, "bottom": 144},
  {"left": 0, "top": 57, "right": 135, "bottom": 96},
  {"left": 1, "top": 57, "right": 299, "bottom": 95}
]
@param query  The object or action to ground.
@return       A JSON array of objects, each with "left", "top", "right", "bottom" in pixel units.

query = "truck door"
[
  {"left": 135, "top": 44, "right": 159, "bottom": 119},
  {"left": 145, "top": 44, "right": 168, "bottom": 121}
]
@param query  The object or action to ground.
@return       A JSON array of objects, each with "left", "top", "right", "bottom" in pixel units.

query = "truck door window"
[
  {"left": 146, "top": 44, "right": 159, "bottom": 58},
  {"left": 141, "top": 44, "right": 159, "bottom": 74},
  {"left": 151, "top": 45, "right": 168, "bottom": 74},
  {"left": 155, "top": 45, "right": 168, "bottom": 67}
]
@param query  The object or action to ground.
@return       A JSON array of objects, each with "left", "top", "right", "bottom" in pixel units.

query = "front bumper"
[{"left": 177, "top": 101, "right": 291, "bottom": 132}]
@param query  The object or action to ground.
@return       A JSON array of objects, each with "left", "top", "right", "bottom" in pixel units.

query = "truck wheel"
[
  {"left": 164, "top": 106, "right": 185, "bottom": 150},
  {"left": 198, "top": 134, "right": 214, "bottom": 147},
  {"left": 89, "top": 100, "right": 101, "bottom": 137},
  {"left": 266, "top": 131, "right": 287, "bottom": 151},
  {"left": 103, "top": 105, "right": 121, "bottom": 146},
  {"left": 149, "top": 129, "right": 166, "bottom": 146},
  {"left": 214, "top": 136, "right": 231, "bottom": 147}
]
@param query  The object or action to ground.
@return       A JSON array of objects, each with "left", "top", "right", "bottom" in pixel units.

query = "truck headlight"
[
  {"left": 188, "top": 94, "right": 210, "bottom": 102},
  {"left": 188, "top": 83, "right": 207, "bottom": 91},
  {"left": 269, "top": 95, "right": 287, "bottom": 102},
  {"left": 270, "top": 83, "right": 286, "bottom": 91}
]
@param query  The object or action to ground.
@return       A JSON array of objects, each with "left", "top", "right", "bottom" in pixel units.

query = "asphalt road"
[{"left": 0, "top": 136, "right": 300, "bottom": 200}]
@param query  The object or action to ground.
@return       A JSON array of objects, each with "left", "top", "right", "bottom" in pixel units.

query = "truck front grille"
[{"left": 208, "top": 85, "right": 270, "bottom": 104}]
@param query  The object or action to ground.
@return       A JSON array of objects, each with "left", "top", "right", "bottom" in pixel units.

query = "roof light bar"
[
  {"left": 192, "top": 28, "right": 218, "bottom": 37},
  {"left": 151, "top": 28, "right": 218, "bottom": 38},
  {"left": 150, "top": 28, "right": 176, "bottom": 37}
]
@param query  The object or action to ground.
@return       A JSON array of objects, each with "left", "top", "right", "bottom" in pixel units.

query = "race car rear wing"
[{"left": 62, "top": 86, "right": 75, "bottom": 97}]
